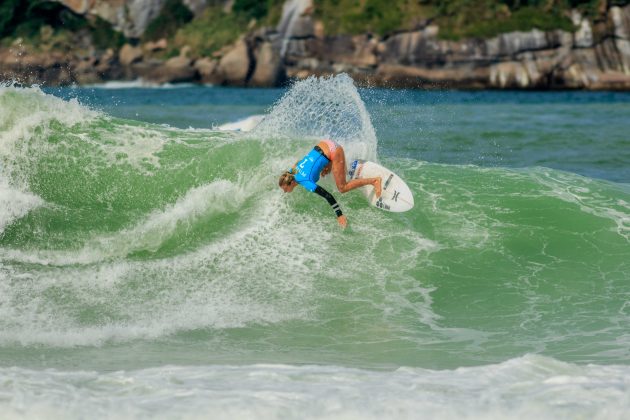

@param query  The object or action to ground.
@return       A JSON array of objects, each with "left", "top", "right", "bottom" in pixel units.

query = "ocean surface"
[{"left": 1, "top": 75, "right": 629, "bottom": 419}]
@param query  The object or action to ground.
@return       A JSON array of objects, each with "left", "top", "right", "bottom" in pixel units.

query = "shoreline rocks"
[{"left": 2, "top": 4, "right": 630, "bottom": 90}]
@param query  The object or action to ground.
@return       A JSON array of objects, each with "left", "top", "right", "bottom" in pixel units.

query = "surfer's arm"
[{"left": 314, "top": 186, "right": 345, "bottom": 227}]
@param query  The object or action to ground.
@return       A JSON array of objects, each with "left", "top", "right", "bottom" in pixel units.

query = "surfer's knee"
[{"left": 337, "top": 183, "right": 350, "bottom": 193}]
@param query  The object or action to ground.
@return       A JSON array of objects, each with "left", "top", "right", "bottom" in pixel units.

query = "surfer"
[{"left": 279, "top": 139, "right": 382, "bottom": 228}]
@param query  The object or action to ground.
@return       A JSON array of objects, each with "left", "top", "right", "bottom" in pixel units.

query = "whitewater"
[{"left": 0, "top": 75, "right": 629, "bottom": 419}]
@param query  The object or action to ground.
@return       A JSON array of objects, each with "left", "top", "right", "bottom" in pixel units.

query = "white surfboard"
[{"left": 347, "top": 160, "right": 414, "bottom": 212}]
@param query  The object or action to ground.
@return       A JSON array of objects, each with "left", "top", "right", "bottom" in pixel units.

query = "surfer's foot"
[{"left": 373, "top": 178, "right": 382, "bottom": 198}]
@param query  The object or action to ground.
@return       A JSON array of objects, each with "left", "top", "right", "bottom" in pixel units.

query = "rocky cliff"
[
  {"left": 2, "top": 0, "right": 630, "bottom": 89},
  {"left": 280, "top": 2, "right": 630, "bottom": 89},
  {"left": 54, "top": 0, "right": 167, "bottom": 38}
]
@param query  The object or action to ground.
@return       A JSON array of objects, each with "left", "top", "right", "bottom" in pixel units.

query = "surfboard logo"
[
  {"left": 375, "top": 198, "right": 391, "bottom": 210},
  {"left": 348, "top": 160, "right": 358, "bottom": 178},
  {"left": 392, "top": 191, "right": 400, "bottom": 202},
  {"left": 384, "top": 174, "right": 394, "bottom": 190}
]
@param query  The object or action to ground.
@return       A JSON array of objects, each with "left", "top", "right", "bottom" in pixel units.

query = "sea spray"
[{"left": 254, "top": 74, "right": 378, "bottom": 160}]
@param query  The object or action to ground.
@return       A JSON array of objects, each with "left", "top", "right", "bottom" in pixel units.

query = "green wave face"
[{"left": 0, "top": 79, "right": 628, "bottom": 370}]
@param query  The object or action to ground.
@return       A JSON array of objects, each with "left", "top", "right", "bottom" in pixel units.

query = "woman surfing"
[{"left": 278, "top": 139, "right": 382, "bottom": 228}]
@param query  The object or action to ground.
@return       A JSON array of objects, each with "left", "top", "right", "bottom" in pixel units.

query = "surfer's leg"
[{"left": 332, "top": 147, "right": 382, "bottom": 197}]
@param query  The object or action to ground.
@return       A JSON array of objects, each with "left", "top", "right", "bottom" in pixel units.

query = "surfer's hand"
[
  {"left": 321, "top": 164, "right": 331, "bottom": 178},
  {"left": 337, "top": 215, "right": 347, "bottom": 229}
]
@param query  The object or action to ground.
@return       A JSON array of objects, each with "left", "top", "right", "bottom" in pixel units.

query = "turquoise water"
[{"left": 1, "top": 76, "right": 629, "bottom": 418}]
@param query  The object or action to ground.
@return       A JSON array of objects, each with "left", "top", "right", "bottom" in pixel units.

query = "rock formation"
[
  {"left": 55, "top": 0, "right": 167, "bottom": 38},
  {"left": 277, "top": 4, "right": 630, "bottom": 90},
  {"left": 2, "top": 1, "right": 630, "bottom": 89}
]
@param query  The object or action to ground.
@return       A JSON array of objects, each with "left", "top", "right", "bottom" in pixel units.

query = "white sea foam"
[
  {"left": 83, "top": 79, "right": 196, "bottom": 89},
  {"left": 0, "top": 177, "right": 44, "bottom": 233},
  {"left": 0, "top": 179, "right": 249, "bottom": 266},
  {"left": 0, "top": 84, "right": 98, "bottom": 154},
  {"left": 0, "top": 355, "right": 628, "bottom": 420},
  {"left": 217, "top": 114, "right": 265, "bottom": 132},
  {"left": 0, "top": 182, "right": 325, "bottom": 346},
  {"left": 0, "top": 84, "right": 176, "bottom": 179}
]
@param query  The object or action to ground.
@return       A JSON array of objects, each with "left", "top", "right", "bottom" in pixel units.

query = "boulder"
[
  {"left": 489, "top": 61, "right": 531, "bottom": 88},
  {"left": 128, "top": 52, "right": 196, "bottom": 84},
  {"left": 218, "top": 39, "right": 251, "bottom": 85},
  {"left": 557, "top": 63, "right": 590, "bottom": 88},
  {"left": 73, "top": 57, "right": 101, "bottom": 84},
  {"left": 152, "top": 55, "right": 196, "bottom": 83},
  {"left": 144, "top": 38, "right": 168, "bottom": 52},
  {"left": 250, "top": 42, "right": 285, "bottom": 87},
  {"left": 194, "top": 57, "right": 223, "bottom": 84},
  {"left": 119, "top": 44, "right": 143, "bottom": 66}
]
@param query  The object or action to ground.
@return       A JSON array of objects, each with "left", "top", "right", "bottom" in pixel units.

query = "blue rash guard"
[
  {"left": 291, "top": 147, "right": 343, "bottom": 217},
  {"left": 293, "top": 148, "right": 330, "bottom": 192}
]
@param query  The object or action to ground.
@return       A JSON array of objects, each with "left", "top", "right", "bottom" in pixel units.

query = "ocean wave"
[{"left": 0, "top": 355, "right": 628, "bottom": 420}]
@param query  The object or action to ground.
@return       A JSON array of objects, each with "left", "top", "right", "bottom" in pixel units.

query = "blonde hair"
[{"left": 278, "top": 172, "right": 295, "bottom": 187}]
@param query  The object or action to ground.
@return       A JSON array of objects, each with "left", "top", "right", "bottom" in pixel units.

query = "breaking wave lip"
[
  {"left": 0, "top": 355, "right": 628, "bottom": 420},
  {"left": 0, "top": 180, "right": 250, "bottom": 266},
  {"left": 0, "top": 178, "right": 44, "bottom": 234}
]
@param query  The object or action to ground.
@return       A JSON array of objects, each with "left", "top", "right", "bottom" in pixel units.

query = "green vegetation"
[
  {"left": 0, "top": 0, "right": 125, "bottom": 51},
  {"left": 314, "top": 0, "right": 434, "bottom": 35},
  {"left": 143, "top": 0, "right": 194, "bottom": 41},
  {"left": 436, "top": 2, "right": 575, "bottom": 40},
  {"left": 0, "top": 0, "right": 21, "bottom": 37},
  {"left": 233, "top": 0, "right": 285, "bottom": 24},
  {"left": 171, "top": 0, "right": 284, "bottom": 57},
  {"left": 313, "top": 0, "right": 630, "bottom": 39},
  {"left": 172, "top": 6, "right": 250, "bottom": 56},
  {"left": 90, "top": 16, "right": 126, "bottom": 50},
  {"left": 1, "top": 0, "right": 82, "bottom": 39},
  {"left": 233, "top": 0, "right": 272, "bottom": 20}
]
